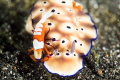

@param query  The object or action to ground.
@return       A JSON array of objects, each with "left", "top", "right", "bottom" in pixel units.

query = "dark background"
[{"left": 0, "top": 0, "right": 120, "bottom": 80}]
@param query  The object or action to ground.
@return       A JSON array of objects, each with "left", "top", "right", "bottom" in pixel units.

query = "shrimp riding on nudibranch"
[{"left": 25, "top": 0, "right": 98, "bottom": 76}]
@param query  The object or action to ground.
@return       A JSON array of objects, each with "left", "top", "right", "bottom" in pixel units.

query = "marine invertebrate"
[{"left": 25, "top": 0, "right": 97, "bottom": 76}]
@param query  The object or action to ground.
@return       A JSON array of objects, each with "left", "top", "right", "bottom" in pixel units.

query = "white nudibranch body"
[{"left": 25, "top": 0, "right": 98, "bottom": 76}]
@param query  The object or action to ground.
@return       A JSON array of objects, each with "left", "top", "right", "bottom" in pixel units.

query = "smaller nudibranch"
[{"left": 25, "top": 0, "right": 98, "bottom": 76}]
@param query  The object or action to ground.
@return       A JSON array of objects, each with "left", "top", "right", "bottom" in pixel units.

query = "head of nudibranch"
[{"left": 25, "top": 0, "right": 98, "bottom": 76}]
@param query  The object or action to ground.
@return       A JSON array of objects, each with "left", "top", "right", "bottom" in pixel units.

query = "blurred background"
[{"left": 0, "top": 0, "right": 120, "bottom": 79}]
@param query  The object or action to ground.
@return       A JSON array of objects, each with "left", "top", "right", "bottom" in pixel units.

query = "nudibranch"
[{"left": 25, "top": 0, "right": 97, "bottom": 76}]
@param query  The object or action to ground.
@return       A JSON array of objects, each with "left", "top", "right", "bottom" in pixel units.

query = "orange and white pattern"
[{"left": 26, "top": 0, "right": 97, "bottom": 76}]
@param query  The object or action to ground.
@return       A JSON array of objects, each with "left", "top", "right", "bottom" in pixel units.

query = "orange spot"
[
  {"left": 73, "top": 2, "right": 83, "bottom": 12},
  {"left": 36, "top": 48, "right": 43, "bottom": 51},
  {"left": 34, "top": 35, "right": 43, "bottom": 41},
  {"left": 33, "top": 23, "right": 45, "bottom": 41},
  {"left": 73, "top": 2, "right": 76, "bottom": 7}
]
